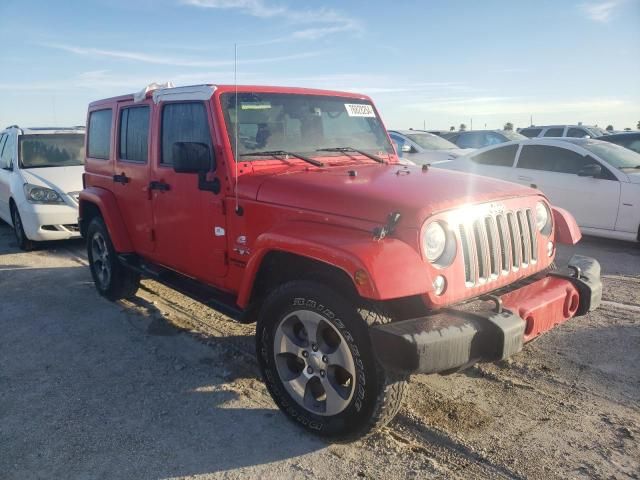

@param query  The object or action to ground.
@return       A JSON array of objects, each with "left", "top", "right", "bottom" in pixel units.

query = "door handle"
[
  {"left": 113, "top": 173, "right": 129, "bottom": 184},
  {"left": 517, "top": 175, "right": 533, "bottom": 181},
  {"left": 149, "top": 181, "right": 171, "bottom": 192}
]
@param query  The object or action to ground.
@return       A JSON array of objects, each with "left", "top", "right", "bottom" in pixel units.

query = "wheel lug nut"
[
  {"left": 322, "top": 355, "right": 328, "bottom": 363},
  {"left": 312, "top": 344, "right": 318, "bottom": 352},
  {"left": 320, "top": 370, "right": 325, "bottom": 377},
  {"left": 307, "top": 366, "right": 313, "bottom": 374},
  {"left": 302, "top": 351, "right": 308, "bottom": 358}
]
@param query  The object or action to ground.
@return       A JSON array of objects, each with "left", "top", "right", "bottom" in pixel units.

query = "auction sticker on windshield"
[{"left": 345, "top": 103, "right": 376, "bottom": 117}]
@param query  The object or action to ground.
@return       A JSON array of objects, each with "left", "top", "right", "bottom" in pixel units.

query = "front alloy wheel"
[
  {"left": 90, "top": 231, "right": 112, "bottom": 289},
  {"left": 257, "top": 280, "right": 406, "bottom": 440}
]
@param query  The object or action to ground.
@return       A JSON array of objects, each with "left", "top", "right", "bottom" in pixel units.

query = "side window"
[
  {"left": 389, "top": 133, "right": 405, "bottom": 154},
  {"left": 543, "top": 127, "right": 564, "bottom": 137},
  {"left": 88, "top": 109, "right": 113, "bottom": 159},
  {"left": 566, "top": 127, "right": 588, "bottom": 138},
  {"left": 457, "top": 132, "right": 483, "bottom": 148},
  {"left": 520, "top": 128, "right": 542, "bottom": 138},
  {"left": 485, "top": 132, "right": 505, "bottom": 146},
  {"left": 549, "top": 148, "right": 593, "bottom": 174},
  {"left": 119, "top": 106, "right": 150, "bottom": 163},
  {"left": 161, "top": 102, "right": 213, "bottom": 167},
  {"left": 471, "top": 145, "right": 518, "bottom": 167},
  {"left": 0, "top": 134, "right": 10, "bottom": 169},
  {"left": 517, "top": 145, "right": 559, "bottom": 171}
]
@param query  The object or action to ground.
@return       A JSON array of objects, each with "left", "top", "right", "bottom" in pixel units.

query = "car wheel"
[
  {"left": 87, "top": 217, "right": 140, "bottom": 301},
  {"left": 256, "top": 280, "right": 406, "bottom": 440},
  {"left": 10, "top": 204, "right": 34, "bottom": 251}
]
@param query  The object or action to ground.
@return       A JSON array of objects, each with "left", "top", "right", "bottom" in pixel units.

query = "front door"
[
  {"left": 514, "top": 144, "right": 620, "bottom": 230},
  {"left": 113, "top": 101, "right": 155, "bottom": 256},
  {"left": 149, "top": 100, "right": 228, "bottom": 283}
]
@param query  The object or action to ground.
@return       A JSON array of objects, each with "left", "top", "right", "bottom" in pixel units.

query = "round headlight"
[
  {"left": 424, "top": 222, "right": 447, "bottom": 262},
  {"left": 535, "top": 201, "right": 551, "bottom": 235}
]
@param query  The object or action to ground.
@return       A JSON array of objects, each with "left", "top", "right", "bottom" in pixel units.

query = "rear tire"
[
  {"left": 256, "top": 280, "right": 406, "bottom": 440},
  {"left": 10, "top": 203, "right": 34, "bottom": 251},
  {"left": 87, "top": 217, "right": 140, "bottom": 301}
]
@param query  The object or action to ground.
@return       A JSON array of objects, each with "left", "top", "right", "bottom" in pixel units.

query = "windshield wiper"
[
  {"left": 240, "top": 150, "right": 324, "bottom": 167},
  {"left": 316, "top": 147, "right": 385, "bottom": 164}
]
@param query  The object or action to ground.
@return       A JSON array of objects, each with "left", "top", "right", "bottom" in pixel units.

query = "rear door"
[
  {"left": 149, "top": 100, "right": 228, "bottom": 282},
  {"left": 514, "top": 144, "right": 620, "bottom": 230},
  {"left": 113, "top": 101, "right": 155, "bottom": 256},
  {"left": 467, "top": 144, "right": 519, "bottom": 181}
]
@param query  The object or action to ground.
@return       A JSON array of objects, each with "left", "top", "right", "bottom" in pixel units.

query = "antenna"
[{"left": 234, "top": 43, "right": 241, "bottom": 215}]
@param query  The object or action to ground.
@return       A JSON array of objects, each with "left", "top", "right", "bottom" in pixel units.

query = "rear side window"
[
  {"left": 517, "top": 144, "right": 591, "bottom": 174},
  {"left": 88, "top": 109, "right": 113, "bottom": 159},
  {"left": 566, "top": 128, "right": 588, "bottom": 138},
  {"left": 543, "top": 127, "right": 564, "bottom": 137},
  {"left": 0, "top": 133, "right": 11, "bottom": 169},
  {"left": 161, "top": 102, "right": 213, "bottom": 166},
  {"left": 519, "top": 128, "right": 542, "bottom": 138},
  {"left": 119, "top": 106, "right": 149, "bottom": 163},
  {"left": 471, "top": 145, "right": 518, "bottom": 166}
]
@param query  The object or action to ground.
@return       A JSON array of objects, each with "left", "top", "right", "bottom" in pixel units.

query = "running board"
[{"left": 118, "top": 254, "right": 244, "bottom": 321}]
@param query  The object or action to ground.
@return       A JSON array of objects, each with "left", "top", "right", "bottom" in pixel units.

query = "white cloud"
[
  {"left": 41, "top": 43, "right": 323, "bottom": 67},
  {"left": 182, "top": 0, "right": 361, "bottom": 40},
  {"left": 580, "top": 0, "right": 625, "bottom": 22}
]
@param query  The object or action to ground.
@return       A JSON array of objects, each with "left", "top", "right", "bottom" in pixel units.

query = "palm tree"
[
  {"left": 504, "top": 122, "right": 514, "bottom": 131},
  {"left": 449, "top": 126, "right": 455, "bottom": 131},
  {"left": 459, "top": 123, "right": 467, "bottom": 131},
  {"left": 606, "top": 125, "right": 614, "bottom": 132}
]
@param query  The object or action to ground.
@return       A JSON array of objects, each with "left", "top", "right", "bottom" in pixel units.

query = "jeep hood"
[{"left": 254, "top": 164, "right": 539, "bottom": 227}]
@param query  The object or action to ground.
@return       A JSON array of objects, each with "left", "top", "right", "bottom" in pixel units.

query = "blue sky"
[{"left": 0, "top": 0, "right": 638, "bottom": 130}]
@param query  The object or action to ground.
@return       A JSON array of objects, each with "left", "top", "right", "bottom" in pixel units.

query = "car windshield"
[
  {"left": 582, "top": 141, "right": 640, "bottom": 170},
  {"left": 502, "top": 131, "right": 527, "bottom": 141},
  {"left": 406, "top": 133, "right": 458, "bottom": 150},
  {"left": 220, "top": 92, "right": 393, "bottom": 160},
  {"left": 19, "top": 134, "right": 85, "bottom": 168}
]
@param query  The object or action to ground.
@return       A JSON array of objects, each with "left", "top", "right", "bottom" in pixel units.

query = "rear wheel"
[
  {"left": 256, "top": 280, "right": 406, "bottom": 440},
  {"left": 87, "top": 217, "right": 140, "bottom": 301},
  {"left": 10, "top": 203, "right": 34, "bottom": 251}
]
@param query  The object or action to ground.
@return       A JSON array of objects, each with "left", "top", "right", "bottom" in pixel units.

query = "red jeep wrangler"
[{"left": 79, "top": 84, "right": 602, "bottom": 439}]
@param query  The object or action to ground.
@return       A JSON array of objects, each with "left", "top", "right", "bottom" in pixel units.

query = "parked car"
[
  {"left": 0, "top": 125, "right": 85, "bottom": 250},
  {"left": 596, "top": 132, "right": 640, "bottom": 154},
  {"left": 445, "top": 129, "right": 526, "bottom": 149},
  {"left": 519, "top": 125, "right": 607, "bottom": 139},
  {"left": 80, "top": 83, "right": 601, "bottom": 440},
  {"left": 434, "top": 138, "right": 640, "bottom": 242},
  {"left": 388, "top": 130, "right": 472, "bottom": 165}
]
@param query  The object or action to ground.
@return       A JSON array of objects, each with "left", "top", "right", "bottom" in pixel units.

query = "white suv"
[{"left": 0, "top": 126, "right": 85, "bottom": 250}]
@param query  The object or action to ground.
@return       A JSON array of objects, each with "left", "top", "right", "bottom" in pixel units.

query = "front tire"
[
  {"left": 256, "top": 280, "right": 406, "bottom": 440},
  {"left": 10, "top": 204, "right": 34, "bottom": 251},
  {"left": 87, "top": 217, "right": 140, "bottom": 301}
]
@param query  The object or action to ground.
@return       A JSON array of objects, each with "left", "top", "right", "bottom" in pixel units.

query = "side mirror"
[
  {"left": 173, "top": 142, "right": 211, "bottom": 173},
  {"left": 578, "top": 163, "right": 602, "bottom": 177},
  {"left": 401, "top": 144, "right": 413, "bottom": 153}
]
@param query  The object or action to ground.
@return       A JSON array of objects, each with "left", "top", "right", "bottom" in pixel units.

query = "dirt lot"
[{"left": 1, "top": 222, "right": 639, "bottom": 479}]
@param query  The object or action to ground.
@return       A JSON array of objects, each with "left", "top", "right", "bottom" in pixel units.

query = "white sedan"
[
  {"left": 434, "top": 138, "right": 640, "bottom": 243},
  {"left": 0, "top": 126, "right": 85, "bottom": 250}
]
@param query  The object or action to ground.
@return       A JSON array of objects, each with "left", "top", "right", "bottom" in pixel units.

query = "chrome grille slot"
[
  {"left": 526, "top": 209, "right": 538, "bottom": 263},
  {"left": 507, "top": 212, "right": 521, "bottom": 270},
  {"left": 517, "top": 210, "right": 531, "bottom": 266},
  {"left": 484, "top": 216, "right": 500, "bottom": 277},
  {"left": 459, "top": 224, "right": 474, "bottom": 285},
  {"left": 496, "top": 214, "right": 510, "bottom": 273}
]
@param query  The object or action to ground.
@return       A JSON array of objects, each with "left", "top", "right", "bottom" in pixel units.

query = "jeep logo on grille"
[{"left": 488, "top": 203, "right": 505, "bottom": 216}]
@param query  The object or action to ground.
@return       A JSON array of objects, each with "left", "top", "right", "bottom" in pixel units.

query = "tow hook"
[
  {"left": 373, "top": 212, "right": 401, "bottom": 241},
  {"left": 481, "top": 294, "right": 504, "bottom": 314}
]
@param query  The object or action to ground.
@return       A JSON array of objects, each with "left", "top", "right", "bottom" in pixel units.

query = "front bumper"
[
  {"left": 17, "top": 200, "right": 81, "bottom": 241},
  {"left": 370, "top": 255, "right": 602, "bottom": 374}
]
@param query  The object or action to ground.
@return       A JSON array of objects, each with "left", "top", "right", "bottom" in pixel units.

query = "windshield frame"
[
  {"left": 18, "top": 133, "right": 86, "bottom": 169},
  {"left": 219, "top": 91, "right": 394, "bottom": 163}
]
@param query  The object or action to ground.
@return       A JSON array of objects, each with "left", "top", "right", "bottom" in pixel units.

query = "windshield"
[
  {"left": 19, "top": 134, "right": 85, "bottom": 168},
  {"left": 582, "top": 141, "right": 640, "bottom": 170},
  {"left": 220, "top": 93, "right": 393, "bottom": 160},
  {"left": 502, "top": 131, "right": 527, "bottom": 141},
  {"left": 406, "top": 133, "right": 458, "bottom": 150}
]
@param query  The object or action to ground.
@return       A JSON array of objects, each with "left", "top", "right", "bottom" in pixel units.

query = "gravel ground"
[{"left": 1, "top": 221, "right": 638, "bottom": 479}]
